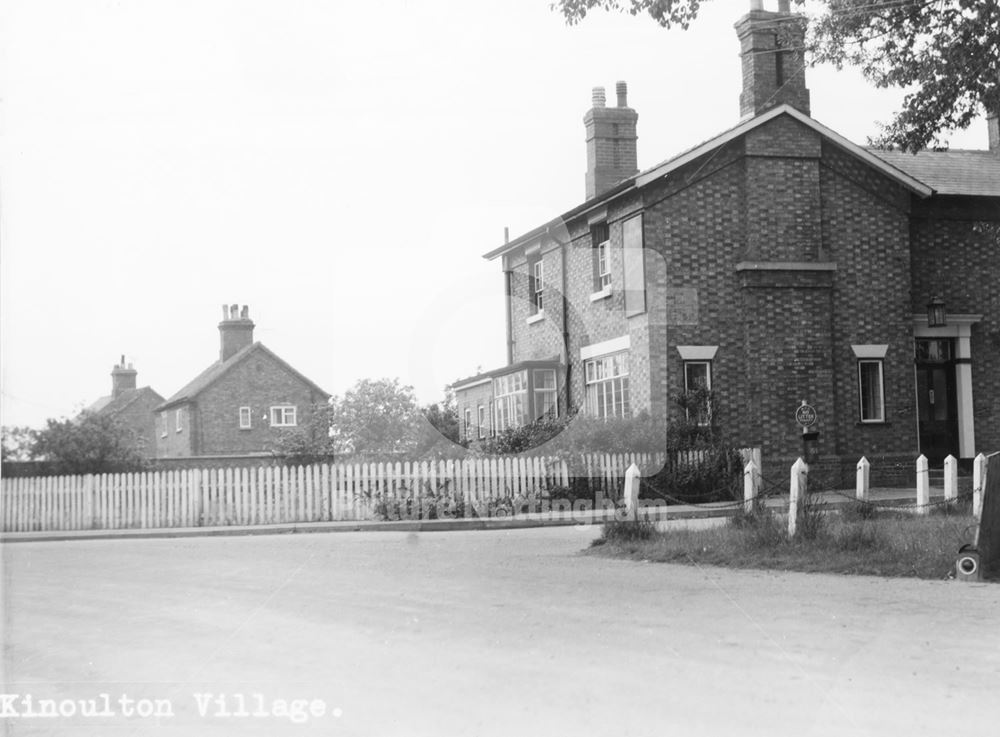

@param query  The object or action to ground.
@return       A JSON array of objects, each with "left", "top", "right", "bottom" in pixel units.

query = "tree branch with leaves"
[{"left": 552, "top": 0, "right": 1000, "bottom": 151}]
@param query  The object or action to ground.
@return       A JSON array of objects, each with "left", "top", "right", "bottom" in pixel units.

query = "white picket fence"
[{"left": 0, "top": 451, "right": 696, "bottom": 532}]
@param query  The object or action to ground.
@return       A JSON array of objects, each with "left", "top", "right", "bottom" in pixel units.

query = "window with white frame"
[
  {"left": 160, "top": 413, "right": 168, "bottom": 438},
  {"left": 683, "top": 361, "right": 713, "bottom": 425},
  {"left": 858, "top": 360, "right": 885, "bottom": 423},
  {"left": 533, "top": 369, "right": 558, "bottom": 420},
  {"left": 494, "top": 371, "right": 527, "bottom": 432},
  {"left": 477, "top": 405, "right": 487, "bottom": 439},
  {"left": 591, "top": 222, "right": 611, "bottom": 291},
  {"left": 174, "top": 408, "right": 183, "bottom": 433},
  {"left": 529, "top": 256, "right": 544, "bottom": 313},
  {"left": 464, "top": 408, "right": 473, "bottom": 441},
  {"left": 585, "top": 352, "right": 630, "bottom": 419},
  {"left": 239, "top": 406, "right": 252, "bottom": 429},
  {"left": 270, "top": 405, "right": 297, "bottom": 427}
]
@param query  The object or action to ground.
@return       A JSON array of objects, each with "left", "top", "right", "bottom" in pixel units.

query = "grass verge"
[{"left": 589, "top": 500, "right": 984, "bottom": 580}]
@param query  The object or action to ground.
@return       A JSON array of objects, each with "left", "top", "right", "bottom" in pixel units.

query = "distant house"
[
  {"left": 155, "top": 305, "right": 330, "bottom": 458},
  {"left": 86, "top": 357, "right": 164, "bottom": 458}
]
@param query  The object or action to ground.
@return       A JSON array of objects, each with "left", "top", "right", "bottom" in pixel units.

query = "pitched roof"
[
  {"left": 484, "top": 104, "right": 959, "bottom": 261},
  {"left": 867, "top": 149, "right": 1000, "bottom": 197},
  {"left": 87, "top": 386, "right": 164, "bottom": 416},
  {"left": 157, "top": 342, "right": 329, "bottom": 411}
]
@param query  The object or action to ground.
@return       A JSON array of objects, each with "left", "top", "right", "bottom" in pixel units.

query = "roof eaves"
[{"left": 482, "top": 179, "right": 637, "bottom": 261}]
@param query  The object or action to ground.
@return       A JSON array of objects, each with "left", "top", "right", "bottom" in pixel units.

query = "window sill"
[
  {"left": 526, "top": 311, "right": 545, "bottom": 325},
  {"left": 856, "top": 421, "right": 892, "bottom": 427},
  {"left": 590, "top": 286, "right": 612, "bottom": 302}
]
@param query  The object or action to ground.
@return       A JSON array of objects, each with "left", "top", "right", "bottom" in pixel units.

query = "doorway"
[{"left": 914, "top": 338, "right": 959, "bottom": 465}]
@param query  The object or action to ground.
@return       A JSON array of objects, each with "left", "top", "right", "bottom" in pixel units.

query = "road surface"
[{"left": 2, "top": 523, "right": 998, "bottom": 736}]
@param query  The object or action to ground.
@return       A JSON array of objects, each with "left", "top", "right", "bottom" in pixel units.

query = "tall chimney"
[
  {"left": 218, "top": 304, "right": 255, "bottom": 362},
  {"left": 989, "top": 113, "right": 999, "bottom": 154},
  {"left": 584, "top": 81, "right": 638, "bottom": 200},
  {"left": 734, "top": 1, "right": 810, "bottom": 118},
  {"left": 111, "top": 354, "right": 137, "bottom": 398}
]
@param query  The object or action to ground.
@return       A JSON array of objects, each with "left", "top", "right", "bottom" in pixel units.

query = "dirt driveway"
[{"left": 2, "top": 524, "right": 998, "bottom": 736}]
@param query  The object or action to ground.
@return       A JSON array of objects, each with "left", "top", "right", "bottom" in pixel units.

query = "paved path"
[{"left": 3, "top": 524, "right": 998, "bottom": 736}]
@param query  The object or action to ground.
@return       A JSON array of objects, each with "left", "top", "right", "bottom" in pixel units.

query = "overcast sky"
[{"left": 1, "top": 0, "right": 990, "bottom": 429}]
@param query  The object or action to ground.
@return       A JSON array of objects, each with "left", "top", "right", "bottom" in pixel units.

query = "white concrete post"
[
  {"left": 788, "top": 457, "right": 809, "bottom": 538},
  {"left": 743, "top": 460, "right": 760, "bottom": 513},
  {"left": 856, "top": 456, "right": 870, "bottom": 502},
  {"left": 973, "top": 453, "right": 987, "bottom": 520},
  {"left": 943, "top": 455, "right": 958, "bottom": 503},
  {"left": 623, "top": 463, "right": 641, "bottom": 521},
  {"left": 915, "top": 455, "right": 929, "bottom": 515}
]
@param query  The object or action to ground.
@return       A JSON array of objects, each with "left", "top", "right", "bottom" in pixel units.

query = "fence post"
[
  {"left": 915, "top": 455, "right": 929, "bottom": 515},
  {"left": 788, "top": 457, "right": 808, "bottom": 539},
  {"left": 943, "top": 455, "right": 958, "bottom": 503},
  {"left": 623, "top": 463, "right": 641, "bottom": 521},
  {"left": 856, "top": 456, "right": 870, "bottom": 502},
  {"left": 82, "top": 474, "right": 95, "bottom": 530},
  {"left": 973, "top": 453, "right": 987, "bottom": 520},
  {"left": 743, "top": 460, "right": 760, "bottom": 513}
]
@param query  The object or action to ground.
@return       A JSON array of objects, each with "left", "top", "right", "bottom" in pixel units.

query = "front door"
[{"left": 915, "top": 339, "right": 959, "bottom": 465}]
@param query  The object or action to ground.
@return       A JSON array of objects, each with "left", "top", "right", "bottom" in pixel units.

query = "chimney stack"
[
  {"left": 989, "top": 112, "right": 999, "bottom": 154},
  {"left": 584, "top": 81, "right": 638, "bottom": 200},
  {"left": 111, "top": 354, "right": 137, "bottom": 398},
  {"left": 218, "top": 304, "right": 255, "bottom": 362},
  {"left": 734, "top": 1, "right": 810, "bottom": 118}
]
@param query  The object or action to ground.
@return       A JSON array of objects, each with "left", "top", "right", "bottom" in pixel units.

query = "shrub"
[
  {"left": 598, "top": 518, "right": 658, "bottom": 545},
  {"left": 641, "top": 446, "right": 743, "bottom": 504}
]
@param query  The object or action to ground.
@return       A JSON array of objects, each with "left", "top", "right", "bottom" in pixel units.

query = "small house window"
[
  {"left": 239, "top": 406, "right": 252, "bottom": 429},
  {"left": 464, "top": 408, "right": 473, "bottom": 441},
  {"left": 529, "top": 256, "right": 544, "bottom": 313},
  {"left": 683, "top": 361, "right": 713, "bottom": 425},
  {"left": 175, "top": 408, "right": 183, "bottom": 433},
  {"left": 477, "top": 405, "right": 487, "bottom": 439},
  {"left": 533, "top": 369, "right": 558, "bottom": 420},
  {"left": 591, "top": 222, "right": 611, "bottom": 291},
  {"left": 858, "top": 360, "right": 885, "bottom": 423},
  {"left": 160, "top": 413, "right": 168, "bottom": 438},
  {"left": 270, "top": 405, "right": 297, "bottom": 427}
]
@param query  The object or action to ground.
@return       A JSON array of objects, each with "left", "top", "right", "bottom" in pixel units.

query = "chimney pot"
[
  {"left": 218, "top": 304, "right": 255, "bottom": 361},
  {"left": 591, "top": 87, "right": 606, "bottom": 108},
  {"left": 750, "top": 0, "right": 764, "bottom": 9},
  {"left": 777, "top": 0, "right": 790, "bottom": 12},
  {"left": 616, "top": 81, "right": 628, "bottom": 107},
  {"left": 222, "top": 304, "right": 229, "bottom": 319}
]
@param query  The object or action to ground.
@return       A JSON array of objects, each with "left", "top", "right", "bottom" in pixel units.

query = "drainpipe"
[
  {"left": 546, "top": 224, "right": 573, "bottom": 414},
  {"left": 502, "top": 228, "right": 515, "bottom": 365}
]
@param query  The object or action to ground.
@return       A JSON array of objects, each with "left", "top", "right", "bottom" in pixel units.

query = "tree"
[
  {"left": 420, "top": 387, "right": 461, "bottom": 445},
  {"left": 552, "top": 0, "right": 1000, "bottom": 151},
  {"left": 29, "top": 412, "right": 148, "bottom": 475},
  {"left": 329, "top": 378, "right": 424, "bottom": 458},
  {"left": 1, "top": 426, "right": 34, "bottom": 462},
  {"left": 270, "top": 401, "right": 338, "bottom": 465}
]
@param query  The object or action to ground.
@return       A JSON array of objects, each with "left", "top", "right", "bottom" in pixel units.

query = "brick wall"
[
  {"left": 910, "top": 201, "right": 1000, "bottom": 455},
  {"left": 156, "top": 404, "right": 194, "bottom": 457},
  {"left": 454, "top": 380, "right": 493, "bottom": 443}
]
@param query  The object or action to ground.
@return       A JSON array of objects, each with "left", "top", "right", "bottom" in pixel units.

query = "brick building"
[
  {"left": 155, "top": 305, "right": 329, "bottom": 459},
  {"left": 86, "top": 358, "right": 164, "bottom": 458},
  {"left": 453, "top": 3, "right": 1000, "bottom": 481}
]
